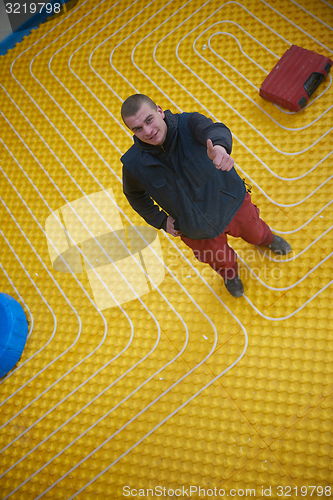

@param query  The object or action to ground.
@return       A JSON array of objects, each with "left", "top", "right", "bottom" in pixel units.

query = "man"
[{"left": 120, "top": 94, "right": 291, "bottom": 298}]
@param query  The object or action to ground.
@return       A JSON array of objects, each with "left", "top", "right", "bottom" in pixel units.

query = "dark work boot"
[
  {"left": 265, "top": 234, "right": 291, "bottom": 255},
  {"left": 224, "top": 274, "right": 244, "bottom": 298}
]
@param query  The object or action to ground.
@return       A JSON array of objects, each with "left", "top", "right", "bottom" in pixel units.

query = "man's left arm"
[{"left": 188, "top": 112, "right": 235, "bottom": 171}]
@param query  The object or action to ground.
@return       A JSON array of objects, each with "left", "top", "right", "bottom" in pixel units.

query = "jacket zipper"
[{"left": 161, "top": 145, "right": 177, "bottom": 176}]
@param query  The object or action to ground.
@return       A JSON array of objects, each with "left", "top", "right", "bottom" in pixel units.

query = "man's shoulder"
[
  {"left": 178, "top": 111, "right": 213, "bottom": 130},
  {"left": 121, "top": 143, "right": 139, "bottom": 165}
]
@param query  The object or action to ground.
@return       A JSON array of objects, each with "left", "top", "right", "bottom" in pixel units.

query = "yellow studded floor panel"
[{"left": 0, "top": 0, "right": 332, "bottom": 499}]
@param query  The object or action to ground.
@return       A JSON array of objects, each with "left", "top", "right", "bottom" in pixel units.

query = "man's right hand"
[
  {"left": 207, "top": 139, "right": 234, "bottom": 171},
  {"left": 166, "top": 216, "right": 181, "bottom": 237}
]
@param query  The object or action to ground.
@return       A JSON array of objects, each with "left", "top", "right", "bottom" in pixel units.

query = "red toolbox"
[{"left": 259, "top": 45, "right": 332, "bottom": 111}]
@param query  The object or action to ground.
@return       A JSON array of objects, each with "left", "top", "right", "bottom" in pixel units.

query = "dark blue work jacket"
[{"left": 121, "top": 112, "right": 246, "bottom": 240}]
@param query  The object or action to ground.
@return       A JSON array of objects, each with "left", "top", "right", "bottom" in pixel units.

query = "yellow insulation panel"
[{"left": 0, "top": 0, "right": 332, "bottom": 498}]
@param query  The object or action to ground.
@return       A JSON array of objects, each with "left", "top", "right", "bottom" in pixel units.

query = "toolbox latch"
[
  {"left": 297, "top": 96, "right": 307, "bottom": 108},
  {"left": 303, "top": 72, "right": 324, "bottom": 96},
  {"left": 324, "top": 62, "right": 331, "bottom": 74}
]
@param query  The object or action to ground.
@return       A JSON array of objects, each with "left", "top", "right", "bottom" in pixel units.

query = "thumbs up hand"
[{"left": 207, "top": 139, "right": 234, "bottom": 171}]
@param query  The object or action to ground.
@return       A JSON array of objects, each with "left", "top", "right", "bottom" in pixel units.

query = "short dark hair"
[{"left": 121, "top": 94, "right": 157, "bottom": 124}]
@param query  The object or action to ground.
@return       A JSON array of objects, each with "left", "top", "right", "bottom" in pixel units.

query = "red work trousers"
[{"left": 181, "top": 193, "right": 273, "bottom": 280}]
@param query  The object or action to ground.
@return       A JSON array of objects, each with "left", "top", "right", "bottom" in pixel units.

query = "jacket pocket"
[
  {"left": 152, "top": 177, "right": 166, "bottom": 189},
  {"left": 220, "top": 189, "right": 237, "bottom": 199},
  {"left": 151, "top": 176, "right": 175, "bottom": 205}
]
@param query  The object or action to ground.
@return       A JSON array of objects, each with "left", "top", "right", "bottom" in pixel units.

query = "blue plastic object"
[{"left": 0, "top": 293, "right": 28, "bottom": 378}]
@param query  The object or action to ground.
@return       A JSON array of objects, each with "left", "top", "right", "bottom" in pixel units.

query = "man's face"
[{"left": 124, "top": 102, "right": 167, "bottom": 146}]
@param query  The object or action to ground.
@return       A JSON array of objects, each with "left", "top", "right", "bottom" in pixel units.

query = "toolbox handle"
[{"left": 304, "top": 72, "right": 324, "bottom": 96}]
